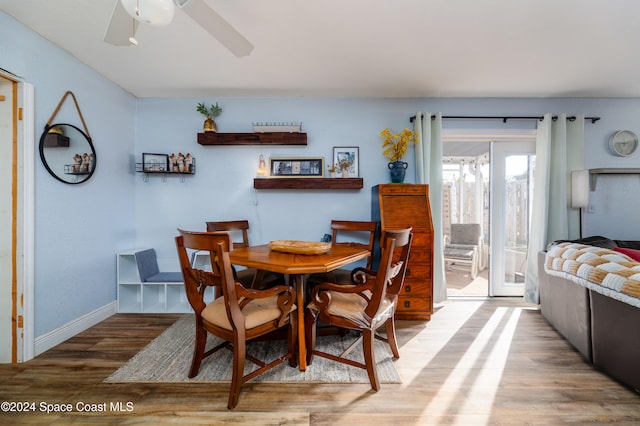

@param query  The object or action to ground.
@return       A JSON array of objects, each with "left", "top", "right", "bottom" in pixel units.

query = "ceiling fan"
[{"left": 103, "top": 0, "right": 253, "bottom": 57}]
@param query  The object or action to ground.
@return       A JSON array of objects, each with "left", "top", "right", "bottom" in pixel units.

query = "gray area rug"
[{"left": 105, "top": 314, "right": 401, "bottom": 384}]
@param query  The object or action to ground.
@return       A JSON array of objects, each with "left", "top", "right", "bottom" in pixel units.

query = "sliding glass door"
[{"left": 489, "top": 141, "right": 535, "bottom": 296}]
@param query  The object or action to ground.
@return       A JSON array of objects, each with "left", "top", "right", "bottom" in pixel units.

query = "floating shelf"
[
  {"left": 254, "top": 177, "right": 363, "bottom": 189},
  {"left": 589, "top": 168, "right": 640, "bottom": 190},
  {"left": 198, "top": 132, "right": 307, "bottom": 146}
]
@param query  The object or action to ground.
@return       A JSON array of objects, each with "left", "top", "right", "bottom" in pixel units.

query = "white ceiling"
[{"left": 2, "top": 0, "right": 640, "bottom": 98}]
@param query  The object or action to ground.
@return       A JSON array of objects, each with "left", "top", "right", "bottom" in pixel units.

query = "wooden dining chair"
[
  {"left": 175, "top": 229, "right": 297, "bottom": 409},
  {"left": 307, "top": 220, "right": 378, "bottom": 286},
  {"left": 205, "top": 220, "right": 285, "bottom": 289},
  {"left": 305, "top": 228, "right": 412, "bottom": 391}
]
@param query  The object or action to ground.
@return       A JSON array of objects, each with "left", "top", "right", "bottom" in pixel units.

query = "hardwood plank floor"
[{"left": 1, "top": 299, "right": 638, "bottom": 425}]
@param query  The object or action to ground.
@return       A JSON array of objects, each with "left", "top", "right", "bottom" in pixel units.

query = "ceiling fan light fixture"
[{"left": 121, "top": 0, "right": 175, "bottom": 26}]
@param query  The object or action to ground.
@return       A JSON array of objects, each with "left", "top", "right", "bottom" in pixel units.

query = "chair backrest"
[
  {"left": 206, "top": 220, "right": 250, "bottom": 249},
  {"left": 382, "top": 228, "right": 413, "bottom": 296},
  {"left": 450, "top": 223, "right": 481, "bottom": 245},
  {"left": 330, "top": 220, "right": 378, "bottom": 268},
  {"left": 175, "top": 229, "right": 235, "bottom": 315},
  {"left": 365, "top": 228, "right": 412, "bottom": 319}
]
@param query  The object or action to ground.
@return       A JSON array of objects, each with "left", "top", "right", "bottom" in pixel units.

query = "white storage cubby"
[{"left": 117, "top": 248, "right": 215, "bottom": 313}]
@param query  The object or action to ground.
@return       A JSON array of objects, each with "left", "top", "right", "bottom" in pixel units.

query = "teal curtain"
[
  {"left": 524, "top": 114, "right": 585, "bottom": 304},
  {"left": 414, "top": 112, "right": 446, "bottom": 303}
]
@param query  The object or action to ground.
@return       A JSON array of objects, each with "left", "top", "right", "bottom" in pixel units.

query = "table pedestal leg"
[{"left": 291, "top": 274, "right": 306, "bottom": 371}]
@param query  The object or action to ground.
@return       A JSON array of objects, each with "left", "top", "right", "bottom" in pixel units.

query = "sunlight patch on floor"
[
  {"left": 421, "top": 306, "right": 521, "bottom": 425},
  {"left": 459, "top": 307, "right": 521, "bottom": 423}
]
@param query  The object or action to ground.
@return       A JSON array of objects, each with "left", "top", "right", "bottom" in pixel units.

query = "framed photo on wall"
[
  {"left": 269, "top": 157, "right": 325, "bottom": 178},
  {"left": 333, "top": 146, "right": 359, "bottom": 177},
  {"left": 142, "top": 153, "right": 169, "bottom": 172}
]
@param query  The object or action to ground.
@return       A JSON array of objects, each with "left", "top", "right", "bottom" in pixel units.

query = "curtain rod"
[{"left": 409, "top": 115, "right": 601, "bottom": 124}]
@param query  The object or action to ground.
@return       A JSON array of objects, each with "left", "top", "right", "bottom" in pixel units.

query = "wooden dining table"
[{"left": 229, "top": 243, "right": 371, "bottom": 370}]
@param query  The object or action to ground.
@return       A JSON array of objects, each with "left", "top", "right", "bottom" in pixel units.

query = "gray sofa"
[{"left": 538, "top": 237, "right": 640, "bottom": 392}]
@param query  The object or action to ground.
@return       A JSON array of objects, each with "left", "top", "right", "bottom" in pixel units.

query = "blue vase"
[{"left": 388, "top": 161, "right": 408, "bottom": 183}]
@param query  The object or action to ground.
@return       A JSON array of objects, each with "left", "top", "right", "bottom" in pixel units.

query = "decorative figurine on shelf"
[
  {"left": 177, "top": 152, "right": 185, "bottom": 172},
  {"left": 197, "top": 102, "right": 223, "bottom": 133},
  {"left": 169, "top": 153, "right": 177, "bottom": 172},
  {"left": 80, "top": 153, "right": 90, "bottom": 172},
  {"left": 185, "top": 153, "right": 193, "bottom": 173},
  {"left": 88, "top": 153, "right": 94, "bottom": 172},
  {"left": 73, "top": 154, "right": 82, "bottom": 173}
]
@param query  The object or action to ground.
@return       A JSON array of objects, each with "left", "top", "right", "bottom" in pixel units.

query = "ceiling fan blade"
[
  {"left": 104, "top": 0, "right": 139, "bottom": 46},
  {"left": 178, "top": 0, "right": 253, "bottom": 57}
]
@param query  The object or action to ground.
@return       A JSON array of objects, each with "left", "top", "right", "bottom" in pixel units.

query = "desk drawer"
[
  {"left": 402, "top": 278, "right": 431, "bottom": 296},
  {"left": 396, "top": 295, "right": 432, "bottom": 319},
  {"left": 405, "top": 264, "right": 431, "bottom": 280},
  {"left": 406, "top": 249, "right": 431, "bottom": 265},
  {"left": 392, "top": 247, "right": 431, "bottom": 264}
]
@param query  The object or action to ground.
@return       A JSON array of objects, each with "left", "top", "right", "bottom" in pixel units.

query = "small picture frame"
[
  {"left": 269, "top": 157, "right": 325, "bottom": 178},
  {"left": 142, "top": 153, "right": 168, "bottom": 172},
  {"left": 333, "top": 146, "right": 359, "bottom": 177}
]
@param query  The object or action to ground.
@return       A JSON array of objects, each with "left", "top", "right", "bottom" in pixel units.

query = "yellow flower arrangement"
[
  {"left": 379, "top": 128, "right": 417, "bottom": 162},
  {"left": 336, "top": 158, "right": 352, "bottom": 171}
]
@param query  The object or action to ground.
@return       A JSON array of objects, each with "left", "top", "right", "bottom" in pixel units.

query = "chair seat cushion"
[
  {"left": 309, "top": 290, "right": 394, "bottom": 328},
  {"left": 444, "top": 247, "right": 475, "bottom": 260},
  {"left": 144, "top": 272, "right": 183, "bottom": 282},
  {"left": 202, "top": 295, "right": 289, "bottom": 331}
]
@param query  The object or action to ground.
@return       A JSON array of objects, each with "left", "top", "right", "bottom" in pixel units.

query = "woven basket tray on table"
[{"left": 268, "top": 240, "right": 331, "bottom": 255}]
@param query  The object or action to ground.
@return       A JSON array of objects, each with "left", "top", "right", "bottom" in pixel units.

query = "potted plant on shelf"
[
  {"left": 336, "top": 158, "right": 352, "bottom": 178},
  {"left": 197, "top": 102, "right": 223, "bottom": 133},
  {"left": 379, "top": 127, "right": 416, "bottom": 183}
]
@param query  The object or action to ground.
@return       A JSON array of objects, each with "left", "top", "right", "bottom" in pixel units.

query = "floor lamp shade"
[{"left": 571, "top": 170, "right": 589, "bottom": 209}]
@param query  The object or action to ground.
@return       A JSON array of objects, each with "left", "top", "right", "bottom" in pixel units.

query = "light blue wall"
[
  {"left": 134, "top": 97, "right": 421, "bottom": 260},
  {"left": 135, "top": 97, "right": 640, "bottom": 260},
  {"left": 1, "top": 12, "right": 137, "bottom": 336},
  {"left": 4, "top": 10, "right": 640, "bottom": 338}
]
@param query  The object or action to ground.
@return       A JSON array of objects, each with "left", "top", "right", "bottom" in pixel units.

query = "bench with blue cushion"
[{"left": 134, "top": 248, "right": 182, "bottom": 282}]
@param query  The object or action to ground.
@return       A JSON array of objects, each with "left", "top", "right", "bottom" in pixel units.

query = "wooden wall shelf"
[
  {"left": 198, "top": 132, "right": 307, "bottom": 146},
  {"left": 254, "top": 178, "right": 363, "bottom": 189}
]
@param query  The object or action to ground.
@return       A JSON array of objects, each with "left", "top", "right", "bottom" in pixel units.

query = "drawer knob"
[
  {"left": 404, "top": 301, "right": 411, "bottom": 308},
  {"left": 406, "top": 268, "right": 411, "bottom": 276},
  {"left": 405, "top": 285, "right": 411, "bottom": 293}
]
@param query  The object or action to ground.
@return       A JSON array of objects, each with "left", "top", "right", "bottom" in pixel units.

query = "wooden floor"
[{"left": 1, "top": 299, "right": 639, "bottom": 425}]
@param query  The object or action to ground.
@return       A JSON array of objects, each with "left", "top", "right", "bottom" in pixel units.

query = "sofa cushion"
[{"left": 545, "top": 243, "right": 640, "bottom": 308}]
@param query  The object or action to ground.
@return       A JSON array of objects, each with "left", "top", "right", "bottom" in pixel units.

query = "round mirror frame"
[{"left": 39, "top": 123, "right": 97, "bottom": 185}]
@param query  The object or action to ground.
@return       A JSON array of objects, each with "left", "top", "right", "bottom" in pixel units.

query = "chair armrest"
[
  {"left": 236, "top": 283, "right": 293, "bottom": 300},
  {"left": 183, "top": 268, "right": 219, "bottom": 312},
  {"left": 236, "top": 284, "right": 296, "bottom": 324},
  {"left": 350, "top": 267, "right": 377, "bottom": 284},
  {"left": 310, "top": 281, "right": 373, "bottom": 310}
]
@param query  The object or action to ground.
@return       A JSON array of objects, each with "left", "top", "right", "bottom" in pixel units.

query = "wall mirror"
[
  {"left": 39, "top": 91, "right": 96, "bottom": 184},
  {"left": 39, "top": 123, "right": 96, "bottom": 184}
]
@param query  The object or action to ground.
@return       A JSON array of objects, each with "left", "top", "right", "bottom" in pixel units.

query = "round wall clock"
[{"left": 609, "top": 130, "right": 638, "bottom": 156}]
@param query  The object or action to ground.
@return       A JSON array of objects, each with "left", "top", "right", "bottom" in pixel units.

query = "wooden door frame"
[{"left": 1, "top": 69, "right": 35, "bottom": 362}]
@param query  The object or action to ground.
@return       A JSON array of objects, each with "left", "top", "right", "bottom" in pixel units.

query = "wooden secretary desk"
[{"left": 372, "top": 184, "right": 434, "bottom": 320}]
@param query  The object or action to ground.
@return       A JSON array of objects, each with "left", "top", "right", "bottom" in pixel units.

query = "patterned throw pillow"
[{"left": 614, "top": 247, "right": 640, "bottom": 262}]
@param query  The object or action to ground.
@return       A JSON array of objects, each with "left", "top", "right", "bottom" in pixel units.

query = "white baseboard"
[{"left": 34, "top": 302, "right": 117, "bottom": 356}]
